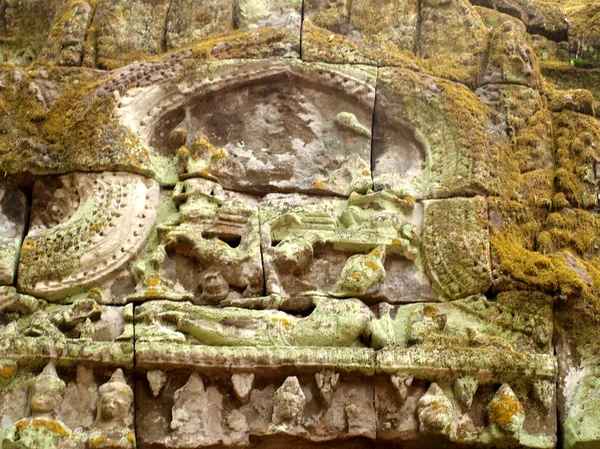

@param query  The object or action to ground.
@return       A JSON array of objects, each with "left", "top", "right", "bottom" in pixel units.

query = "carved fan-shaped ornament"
[{"left": 18, "top": 172, "right": 159, "bottom": 299}]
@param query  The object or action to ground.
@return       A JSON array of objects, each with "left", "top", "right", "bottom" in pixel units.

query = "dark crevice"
[
  {"left": 161, "top": 0, "right": 174, "bottom": 54},
  {"left": 299, "top": 0, "right": 306, "bottom": 60},
  {"left": 12, "top": 185, "right": 32, "bottom": 289},
  {"left": 131, "top": 302, "right": 139, "bottom": 449},
  {"left": 369, "top": 68, "right": 379, "bottom": 191},
  {"left": 477, "top": 32, "right": 491, "bottom": 88},
  {"left": 415, "top": 0, "right": 422, "bottom": 57},
  {"left": 79, "top": 0, "right": 99, "bottom": 67},
  {"left": 258, "top": 216, "right": 268, "bottom": 298},
  {"left": 232, "top": 0, "right": 240, "bottom": 30}
]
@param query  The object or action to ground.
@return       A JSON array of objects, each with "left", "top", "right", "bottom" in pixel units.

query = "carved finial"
[
  {"left": 418, "top": 383, "right": 453, "bottom": 436},
  {"left": 97, "top": 369, "right": 133, "bottom": 424},
  {"left": 487, "top": 384, "right": 524, "bottom": 437},
  {"left": 231, "top": 373, "right": 254, "bottom": 405},
  {"left": 391, "top": 375, "right": 413, "bottom": 404},
  {"left": 453, "top": 376, "right": 478, "bottom": 409},
  {"left": 147, "top": 370, "right": 167, "bottom": 397},
  {"left": 272, "top": 376, "right": 306, "bottom": 426},
  {"left": 315, "top": 370, "right": 339, "bottom": 408}
]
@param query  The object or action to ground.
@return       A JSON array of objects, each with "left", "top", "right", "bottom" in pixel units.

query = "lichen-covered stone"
[
  {"left": 137, "top": 178, "right": 264, "bottom": 303},
  {"left": 377, "top": 68, "right": 509, "bottom": 198},
  {"left": 166, "top": 0, "right": 302, "bottom": 56},
  {"left": 302, "top": 0, "right": 418, "bottom": 65},
  {"left": 470, "top": 0, "right": 567, "bottom": 41},
  {"left": 35, "top": 0, "right": 94, "bottom": 67},
  {"left": 82, "top": 0, "right": 171, "bottom": 70},
  {"left": 260, "top": 191, "right": 435, "bottom": 303},
  {"left": 482, "top": 20, "right": 541, "bottom": 88},
  {"left": 0, "top": 0, "right": 67, "bottom": 66},
  {"left": 4, "top": 1, "right": 600, "bottom": 448}
]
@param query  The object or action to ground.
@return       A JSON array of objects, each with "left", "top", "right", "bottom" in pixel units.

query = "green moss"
[
  {"left": 491, "top": 229, "right": 558, "bottom": 292},
  {"left": 419, "top": 0, "right": 488, "bottom": 88},
  {"left": 541, "top": 62, "right": 600, "bottom": 115},
  {"left": 302, "top": 20, "right": 421, "bottom": 68},
  {"left": 553, "top": 110, "right": 600, "bottom": 208},
  {"left": 491, "top": 207, "right": 600, "bottom": 318},
  {"left": 0, "top": 67, "right": 154, "bottom": 176},
  {"left": 191, "top": 27, "right": 294, "bottom": 61},
  {"left": 380, "top": 68, "right": 508, "bottom": 198}
]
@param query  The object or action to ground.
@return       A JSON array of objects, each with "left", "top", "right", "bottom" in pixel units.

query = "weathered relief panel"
[
  {"left": 2, "top": 1, "right": 600, "bottom": 448},
  {"left": 0, "top": 286, "right": 134, "bottom": 447}
]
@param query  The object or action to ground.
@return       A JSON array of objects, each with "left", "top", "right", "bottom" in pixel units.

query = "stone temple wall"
[{"left": 1, "top": 0, "right": 600, "bottom": 447}]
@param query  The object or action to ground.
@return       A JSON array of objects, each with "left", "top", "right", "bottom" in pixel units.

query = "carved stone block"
[
  {"left": 375, "top": 292, "right": 556, "bottom": 448},
  {"left": 260, "top": 191, "right": 436, "bottom": 303},
  {"left": 127, "top": 178, "right": 264, "bottom": 304},
  {"left": 302, "top": 0, "right": 418, "bottom": 65},
  {"left": 421, "top": 197, "right": 492, "bottom": 300},
  {"left": 165, "top": 0, "right": 302, "bottom": 55},
  {"left": 136, "top": 369, "right": 376, "bottom": 447},
  {"left": 0, "top": 287, "right": 134, "bottom": 448}
]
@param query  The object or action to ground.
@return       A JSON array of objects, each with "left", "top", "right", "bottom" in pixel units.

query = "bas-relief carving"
[
  {"left": 132, "top": 289, "right": 555, "bottom": 447},
  {"left": 3, "top": 59, "right": 546, "bottom": 448},
  {"left": 0, "top": 286, "right": 133, "bottom": 367},
  {"left": 2, "top": 9, "right": 589, "bottom": 445},
  {"left": 16, "top": 172, "right": 159, "bottom": 303},
  {"left": 0, "top": 363, "right": 135, "bottom": 449},
  {"left": 0, "top": 285, "right": 134, "bottom": 447},
  {"left": 260, "top": 191, "right": 436, "bottom": 303},
  {"left": 133, "top": 177, "right": 264, "bottom": 304},
  {"left": 117, "top": 60, "right": 376, "bottom": 196}
]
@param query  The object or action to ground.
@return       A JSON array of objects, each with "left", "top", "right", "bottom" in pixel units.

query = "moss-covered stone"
[
  {"left": 35, "top": 0, "right": 95, "bottom": 67},
  {"left": 0, "top": 66, "right": 154, "bottom": 177},
  {"left": 378, "top": 68, "right": 509, "bottom": 198},
  {"left": 553, "top": 110, "right": 600, "bottom": 209},
  {"left": 0, "top": 0, "right": 67, "bottom": 66},
  {"left": 420, "top": 0, "right": 488, "bottom": 88},
  {"left": 421, "top": 197, "right": 492, "bottom": 300},
  {"left": 541, "top": 62, "right": 600, "bottom": 115},
  {"left": 482, "top": 20, "right": 541, "bottom": 88},
  {"left": 302, "top": 0, "right": 418, "bottom": 66},
  {"left": 82, "top": 0, "right": 170, "bottom": 70}
]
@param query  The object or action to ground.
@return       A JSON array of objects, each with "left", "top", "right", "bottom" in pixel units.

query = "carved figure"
[
  {"left": 139, "top": 295, "right": 373, "bottom": 348},
  {"left": 87, "top": 369, "right": 135, "bottom": 449},
  {"left": 0, "top": 362, "right": 81, "bottom": 449},
  {"left": 155, "top": 178, "right": 263, "bottom": 303}
]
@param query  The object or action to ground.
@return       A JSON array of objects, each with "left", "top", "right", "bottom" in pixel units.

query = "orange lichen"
[
  {"left": 488, "top": 393, "right": 524, "bottom": 426},
  {"left": 364, "top": 261, "right": 380, "bottom": 271},
  {"left": 0, "top": 364, "right": 17, "bottom": 379},
  {"left": 32, "top": 418, "right": 70, "bottom": 437}
]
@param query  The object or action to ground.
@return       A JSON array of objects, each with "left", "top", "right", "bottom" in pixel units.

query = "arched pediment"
[{"left": 118, "top": 60, "right": 376, "bottom": 196}]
